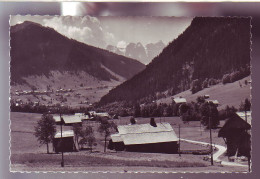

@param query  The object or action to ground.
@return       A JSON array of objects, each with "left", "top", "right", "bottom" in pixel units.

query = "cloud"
[
  {"left": 42, "top": 16, "right": 115, "bottom": 48},
  {"left": 117, "top": 41, "right": 127, "bottom": 49}
]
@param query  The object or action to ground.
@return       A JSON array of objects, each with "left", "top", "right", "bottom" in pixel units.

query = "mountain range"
[
  {"left": 99, "top": 17, "right": 251, "bottom": 105},
  {"left": 106, "top": 41, "right": 165, "bottom": 65}
]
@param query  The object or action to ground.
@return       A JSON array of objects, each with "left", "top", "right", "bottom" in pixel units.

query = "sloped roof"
[
  {"left": 111, "top": 133, "right": 123, "bottom": 142},
  {"left": 117, "top": 123, "right": 178, "bottom": 145},
  {"left": 236, "top": 111, "right": 252, "bottom": 125},
  {"left": 173, "top": 97, "right": 187, "bottom": 104},
  {"left": 62, "top": 115, "right": 82, "bottom": 124},
  {"left": 53, "top": 115, "right": 61, "bottom": 122},
  {"left": 55, "top": 130, "right": 74, "bottom": 138},
  {"left": 218, "top": 114, "right": 251, "bottom": 137}
]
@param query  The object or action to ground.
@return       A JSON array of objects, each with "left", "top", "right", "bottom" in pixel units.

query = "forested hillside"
[{"left": 99, "top": 17, "right": 251, "bottom": 105}]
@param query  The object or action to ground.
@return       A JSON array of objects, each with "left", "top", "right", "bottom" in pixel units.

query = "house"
[
  {"left": 218, "top": 111, "right": 251, "bottom": 157},
  {"left": 172, "top": 97, "right": 187, "bottom": 104},
  {"left": 204, "top": 95, "right": 210, "bottom": 99},
  {"left": 172, "top": 97, "right": 187, "bottom": 116},
  {"left": 110, "top": 122, "right": 178, "bottom": 153},
  {"left": 53, "top": 130, "right": 77, "bottom": 153}
]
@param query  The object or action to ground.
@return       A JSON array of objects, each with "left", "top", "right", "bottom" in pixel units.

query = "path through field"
[{"left": 180, "top": 138, "right": 247, "bottom": 167}]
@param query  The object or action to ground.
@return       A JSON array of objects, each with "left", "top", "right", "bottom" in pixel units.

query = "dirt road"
[{"left": 180, "top": 138, "right": 247, "bottom": 167}]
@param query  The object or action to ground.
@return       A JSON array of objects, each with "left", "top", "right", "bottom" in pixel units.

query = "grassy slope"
[{"left": 157, "top": 76, "right": 251, "bottom": 110}]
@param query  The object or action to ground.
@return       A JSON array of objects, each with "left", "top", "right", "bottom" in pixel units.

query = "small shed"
[
  {"left": 114, "top": 122, "right": 178, "bottom": 154},
  {"left": 53, "top": 130, "right": 77, "bottom": 153},
  {"left": 218, "top": 112, "right": 251, "bottom": 157}
]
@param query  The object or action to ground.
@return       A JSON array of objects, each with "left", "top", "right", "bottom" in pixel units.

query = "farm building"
[
  {"left": 53, "top": 130, "right": 77, "bottom": 153},
  {"left": 172, "top": 97, "right": 187, "bottom": 104},
  {"left": 53, "top": 115, "right": 82, "bottom": 126},
  {"left": 218, "top": 111, "right": 251, "bottom": 157},
  {"left": 110, "top": 122, "right": 179, "bottom": 153}
]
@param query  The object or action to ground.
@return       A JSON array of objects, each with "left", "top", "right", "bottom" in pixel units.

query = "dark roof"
[{"left": 218, "top": 114, "right": 251, "bottom": 137}]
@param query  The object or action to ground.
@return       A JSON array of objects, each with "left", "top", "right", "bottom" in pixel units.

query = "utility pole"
[
  {"left": 200, "top": 120, "right": 202, "bottom": 136},
  {"left": 209, "top": 106, "right": 214, "bottom": 166},
  {"left": 245, "top": 105, "right": 247, "bottom": 123},
  {"left": 60, "top": 112, "right": 64, "bottom": 167},
  {"left": 179, "top": 124, "right": 181, "bottom": 157}
]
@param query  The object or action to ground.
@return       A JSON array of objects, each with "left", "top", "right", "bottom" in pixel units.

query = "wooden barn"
[
  {"left": 110, "top": 122, "right": 178, "bottom": 154},
  {"left": 53, "top": 130, "right": 77, "bottom": 153},
  {"left": 218, "top": 111, "right": 251, "bottom": 157}
]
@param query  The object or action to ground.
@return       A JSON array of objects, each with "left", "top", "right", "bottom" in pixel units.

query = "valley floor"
[{"left": 10, "top": 112, "right": 249, "bottom": 173}]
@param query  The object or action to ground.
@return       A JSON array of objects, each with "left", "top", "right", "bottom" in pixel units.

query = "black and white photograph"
[{"left": 9, "top": 15, "right": 251, "bottom": 173}]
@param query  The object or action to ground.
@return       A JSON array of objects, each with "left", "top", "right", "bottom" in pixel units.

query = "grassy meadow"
[{"left": 10, "top": 112, "right": 245, "bottom": 172}]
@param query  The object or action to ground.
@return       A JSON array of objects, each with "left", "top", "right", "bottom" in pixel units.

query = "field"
[
  {"left": 10, "top": 112, "right": 248, "bottom": 172},
  {"left": 157, "top": 76, "right": 251, "bottom": 110}
]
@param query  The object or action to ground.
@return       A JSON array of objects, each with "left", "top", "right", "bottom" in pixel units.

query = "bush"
[
  {"left": 191, "top": 79, "right": 202, "bottom": 94},
  {"left": 202, "top": 79, "right": 208, "bottom": 88},
  {"left": 230, "top": 71, "right": 242, "bottom": 82},
  {"left": 222, "top": 74, "right": 231, "bottom": 84},
  {"left": 208, "top": 78, "right": 217, "bottom": 86}
]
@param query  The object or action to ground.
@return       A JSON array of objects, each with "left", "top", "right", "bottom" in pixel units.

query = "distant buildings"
[{"left": 109, "top": 122, "right": 179, "bottom": 154}]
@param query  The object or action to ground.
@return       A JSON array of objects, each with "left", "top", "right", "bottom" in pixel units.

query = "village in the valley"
[{"left": 10, "top": 16, "right": 251, "bottom": 172}]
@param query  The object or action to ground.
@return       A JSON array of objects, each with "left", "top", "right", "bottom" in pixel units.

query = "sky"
[{"left": 10, "top": 15, "right": 192, "bottom": 49}]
